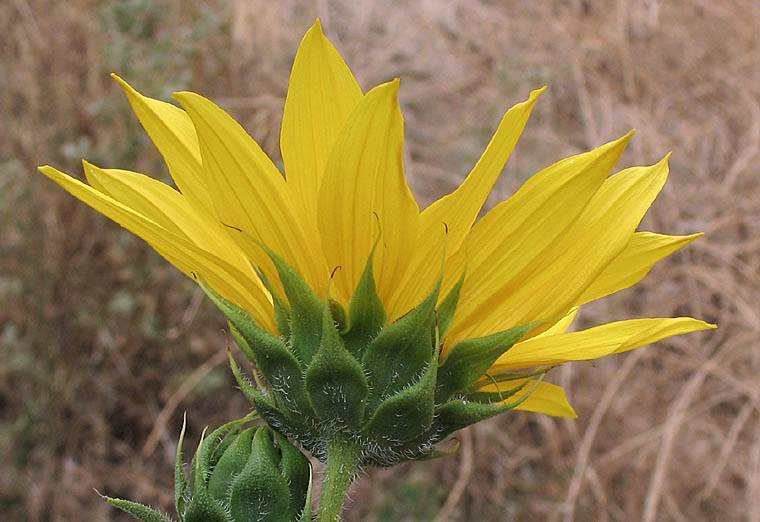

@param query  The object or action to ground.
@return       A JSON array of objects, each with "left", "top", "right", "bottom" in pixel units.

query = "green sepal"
[
  {"left": 362, "top": 278, "right": 441, "bottom": 412},
  {"left": 436, "top": 270, "right": 465, "bottom": 340},
  {"left": 199, "top": 281, "right": 308, "bottom": 410},
  {"left": 305, "top": 297, "right": 369, "bottom": 428},
  {"left": 258, "top": 245, "right": 324, "bottom": 366},
  {"left": 232, "top": 360, "right": 312, "bottom": 443},
  {"left": 182, "top": 483, "right": 231, "bottom": 522},
  {"left": 233, "top": 321, "right": 312, "bottom": 416},
  {"left": 207, "top": 427, "right": 255, "bottom": 502},
  {"left": 229, "top": 354, "right": 312, "bottom": 442},
  {"left": 229, "top": 351, "right": 262, "bottom": 406},
  {"left": 186, "top": 440, "right": 231, "bottom": 522},
  {"left": 463, "top": 367, "right": 550, "bottom": 393},
  {"left": 342, "top": 242, "right": 386, "bottom": 358},
  {"left": 435, "top": 322, "right": 535, "bottom": 404},
  {"left": 106, "top": 497, "right": 175, "bottom": 522},
  {"left": 196, "top": 418, "right": 248, "bottom": 485},
  {"left": 258, "top": 269, "right": 291, "bottom": 338},
  {"left": 106, "top": 497, "right": 176, "bottom": 522},
  {"left": 329, "top": 299, "right": 347, "bottom": 333},
  {"left": 174, "top": 416, "right": 188, "bottom": 520},
  {"left": 228, "top": 428, "right": 291, "bottom": 522},
  {"left": 227, "top": 326, "right": 266, "bottom": 389},
  {"left": 205, "top": 281, "right": 311, "bottom": 417},
  {"left": 416, "top": 439, "right": 461, "bottom": 461},
  {"left": 298, "top": 471, "right": 314, "bottom": 522},
  {"left": 433, "top": 378, "right": 538, "bottom": 442},
  {"left": 465, "top": 386, "right": 526, "bottom": 405},
  {"left": 364, "top": 356, "right": 437, "bottom": 442},
  {"left": 197, "top": 279, "right": 262, "bottom": 353},
  {"left": 275, "top": 432, "right": 311, "bottom": 521},
  {"left": 433, "top": 399, "right": 515, "bottom": 443}
]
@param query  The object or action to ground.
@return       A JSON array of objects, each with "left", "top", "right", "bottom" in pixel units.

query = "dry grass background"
[{"left": 1, "top": 0, "right": 758, "bottom": 520}]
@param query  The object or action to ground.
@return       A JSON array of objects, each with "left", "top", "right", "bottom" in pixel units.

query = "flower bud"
[{"left": 107, "top": 415, "right": 312, "bottom": 522}]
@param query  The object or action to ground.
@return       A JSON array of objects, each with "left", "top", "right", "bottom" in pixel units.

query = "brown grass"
[{"left": 1, "top": 1, "right": 758, "bottom": 520}]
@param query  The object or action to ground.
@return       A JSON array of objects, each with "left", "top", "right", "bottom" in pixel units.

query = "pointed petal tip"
[
  {"left": 110, "top": 73, "right": 139, "bottom": 97},
  {"left": 678, "top": 318, "right": 717, "bottom": 331},
  {"left": 171, "top": 90, "right": 192, "bottom": 102},
  {"left": 656, "top": 152, "right": 672, "bottom": 168},
  {"left": 171, "top": 90, "right": 203, "bottom": 107},
  {"left": 313, "top": 18, "right": 323, "bottom": 32},
  {"left": 564, "top": 402, "right": 579, "bottom": 419},
  {"left": 603, "top": 129, "right": 635, "bottom": 152},
  {"left": 530, "top": 86, "right": 548, "bottom": 99},
  {"left": 37, "top": 165, "right": 55, "bottom": 176},
  {"left": 368, "top": 78, "right": 401, "bottom": 99}
]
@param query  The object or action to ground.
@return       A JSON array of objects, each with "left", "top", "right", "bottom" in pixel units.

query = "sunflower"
[{"left": 40, "top": 20, "right": 712, "bottom": 434}]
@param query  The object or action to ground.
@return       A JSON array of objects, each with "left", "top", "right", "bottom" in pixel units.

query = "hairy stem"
[{"left": 317, "top": 437, "right": 362, "bottom": 522}]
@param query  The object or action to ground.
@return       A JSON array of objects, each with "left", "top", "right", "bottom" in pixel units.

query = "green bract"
[
  {"left": 107, "top": 415, "right": 312, "bottom": 522},
  {"left": 203, "top": 247, "right": 539, "bottom": 468}
]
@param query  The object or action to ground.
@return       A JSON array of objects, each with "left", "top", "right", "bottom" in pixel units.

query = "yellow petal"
[
  {"left": 469, "top": 155, "right": 673, "bottom": 340},
  {"left": 576, "top": 231, "right": 703, "bottom": 305},
  {"left": 490, "top": 317, "right": 716, "bottom": 372},
  {"left": 318, "top": 80, "right": 419, "bottom": 306},
  {"left": 446, "top": 132, "right": 633, "bottom": 345},
  {"left": 39, "top": 166, "right": 275, "bottom": 330},
  {"left": 174, "top": 91, "right": 328, "bottom": 296},
  {"left": 536, "top": 306, "right": 579, "bottom": 338},
  {"left": 82, "top": 162, "right": 260, "bottom": 282},
  {"left": 387, "top": 88, "right": 545, "bottom": 318},
  {"left": 281, "top": 19, "right": 363, "bottom": 222},
  {"left": 478, "top": 379, "right": 578, "bottom": 418},
  {"left": 111, "top": 75, "right": 214, "bottom": 214}
]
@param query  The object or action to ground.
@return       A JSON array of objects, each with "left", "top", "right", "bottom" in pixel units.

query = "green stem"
[{"left": 317, "top": 437, "right": 362, "bottom": 522}]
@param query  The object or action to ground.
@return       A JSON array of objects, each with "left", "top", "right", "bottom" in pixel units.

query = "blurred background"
[{"left": 1, "top": 1, "right": 758, "bottom": 520}]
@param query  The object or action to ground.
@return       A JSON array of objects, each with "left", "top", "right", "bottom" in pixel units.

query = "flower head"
[{"left": 40, "top": 20, "right": 714, "bottom": 462}]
